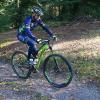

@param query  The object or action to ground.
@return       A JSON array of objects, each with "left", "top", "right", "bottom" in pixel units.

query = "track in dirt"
[{"left": 0, "top": 22, "right": 100, "bottom": 99}]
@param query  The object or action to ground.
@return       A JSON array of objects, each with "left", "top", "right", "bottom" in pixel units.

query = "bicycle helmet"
[{"left": 32, "top": 6, "right": 44, "bottom": 16}]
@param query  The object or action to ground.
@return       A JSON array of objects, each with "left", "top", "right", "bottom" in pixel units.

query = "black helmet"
[{"left": 32, "top": 6, "right": 44, "bottom": 16}]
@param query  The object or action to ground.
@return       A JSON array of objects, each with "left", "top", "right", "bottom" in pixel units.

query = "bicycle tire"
[
  {"left": 43, "top": 54, "right": 73, "bottom": 88},
  {"left": 11, "top": 51, "right": 31, "bottom": 79}
]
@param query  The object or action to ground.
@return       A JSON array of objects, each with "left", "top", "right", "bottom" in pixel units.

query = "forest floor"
[{"left": 0, "top": 21, "right": 100, "bottom": 100}]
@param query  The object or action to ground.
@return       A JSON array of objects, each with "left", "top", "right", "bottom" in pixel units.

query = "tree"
[
  {"left": 17, "top": 0, "right": 20, "bottom": 8},
  {"left": 14, "top": 0, "right": 37, "bottom": 27}
]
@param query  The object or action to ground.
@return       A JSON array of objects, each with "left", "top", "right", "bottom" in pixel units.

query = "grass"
[
  {"left": 0, "top": 40, "right": 18, "bottom": 48},
  {"left": 0, "top": 22, "right": 100, "bottom": 82},
  {"left": 59, "top": 50, "right": 100, "bottom": 81},
  {"left": 53, "top": 30, "right": 100, "bottom": 81},
  {"left": 73, "top": 58, "right": 100, "bottom": 80}
]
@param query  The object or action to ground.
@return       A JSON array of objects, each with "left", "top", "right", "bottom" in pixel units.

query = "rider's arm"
[
  {"left": 25, "top": 28, "right": 37, "bottom": 41},
  {"left": 24, "top": 17, "right": 37, "bottom": 41},
  {"left": 37, "top": 18, "right": 53, "bottom": 37}
]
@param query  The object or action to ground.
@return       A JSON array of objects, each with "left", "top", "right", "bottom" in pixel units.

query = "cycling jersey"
[{"left": 18, "top": 16, "right": 53, "bottom": 42}]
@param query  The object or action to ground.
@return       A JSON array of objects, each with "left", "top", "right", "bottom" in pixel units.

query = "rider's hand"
[{"left": 36, "top": 39, "right": 42, "bottom": 44}]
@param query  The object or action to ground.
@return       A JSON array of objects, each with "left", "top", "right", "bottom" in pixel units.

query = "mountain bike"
[{"left": 11, "top": 38, "right": 73, "bottom": 88}]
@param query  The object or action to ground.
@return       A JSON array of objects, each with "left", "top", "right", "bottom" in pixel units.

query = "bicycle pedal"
[
  {"left": 29, "top": 65, "right": 37, "bottom": 73},
  {"left": 33, "top": 69, "right": 37, "bottom": 73}
]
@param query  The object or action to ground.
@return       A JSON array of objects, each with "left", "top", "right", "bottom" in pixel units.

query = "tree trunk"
[{"left": 17, "top": 0, "right": 20, "bottom": 8}]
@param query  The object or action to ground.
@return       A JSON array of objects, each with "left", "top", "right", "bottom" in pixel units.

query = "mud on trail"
[{"left": 0, "top": 22, "right": 100, "bottom": 99}]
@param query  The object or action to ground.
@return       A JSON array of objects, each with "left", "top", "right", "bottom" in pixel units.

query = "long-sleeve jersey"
[{"left": 18, "top": 16, "right": 53, "bottom": 41}]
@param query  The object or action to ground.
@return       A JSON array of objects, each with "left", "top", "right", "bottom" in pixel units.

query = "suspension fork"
[{"left": 49, "top": 45, "right": 60, "bottom": 72}]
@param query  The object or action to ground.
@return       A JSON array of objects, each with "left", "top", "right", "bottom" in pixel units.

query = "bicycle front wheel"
[
  {"left": 11, "top": 51, "right": 31, "bottom": 79},
  {"left": 43, "top": 54, "right": 73, "bottom": 88}
]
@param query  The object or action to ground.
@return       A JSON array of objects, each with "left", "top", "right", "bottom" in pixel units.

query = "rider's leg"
[
  {"left": 26, "top": 38, "right": 38, "bottom": 60},
  {"left": 17, "top": 35, "right": 38, "bottom": 60},
  {"left": 27, "top": 45, "right": 38, "bottom": 60}
]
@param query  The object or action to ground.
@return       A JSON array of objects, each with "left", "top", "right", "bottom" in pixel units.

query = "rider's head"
[{"left": 32, "top": 6, "right": 44, "bottom": 19}]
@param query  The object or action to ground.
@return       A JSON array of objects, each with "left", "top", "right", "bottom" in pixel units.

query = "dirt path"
[
  {"left": 0, "top": 62, "right": 100, "bottom": 100},
  {"left": 0, "top": 22, "right": 100, "bottom": 99}
]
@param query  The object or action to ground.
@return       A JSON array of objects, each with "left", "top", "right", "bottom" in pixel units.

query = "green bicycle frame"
[{"left": 34, "top": 43, "right": 50, "bottom": 70}]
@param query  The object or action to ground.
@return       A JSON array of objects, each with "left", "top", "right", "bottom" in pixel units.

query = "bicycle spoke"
[
  {"left": 12, "top": 51, "right": 31, "bottom": 78},
  {"left": 43, "top": 54, "right": 73, "bottom": 88}
]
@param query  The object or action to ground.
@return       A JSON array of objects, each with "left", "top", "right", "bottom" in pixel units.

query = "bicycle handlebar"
[{"left": 40, "top": 37, "right": 56, "bottom": 44}]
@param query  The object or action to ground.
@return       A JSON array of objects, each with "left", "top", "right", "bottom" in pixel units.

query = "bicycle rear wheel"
[
  {"left": 11, "top": 51, "right": 31, "bottom": 79},
  {"left": 43, "top": 54, "right": 73, "bottom": 88}
]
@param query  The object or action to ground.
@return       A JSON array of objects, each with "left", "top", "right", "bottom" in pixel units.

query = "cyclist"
[{"left": 17, "top": 6, "right": 56, "bottom": 64}]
